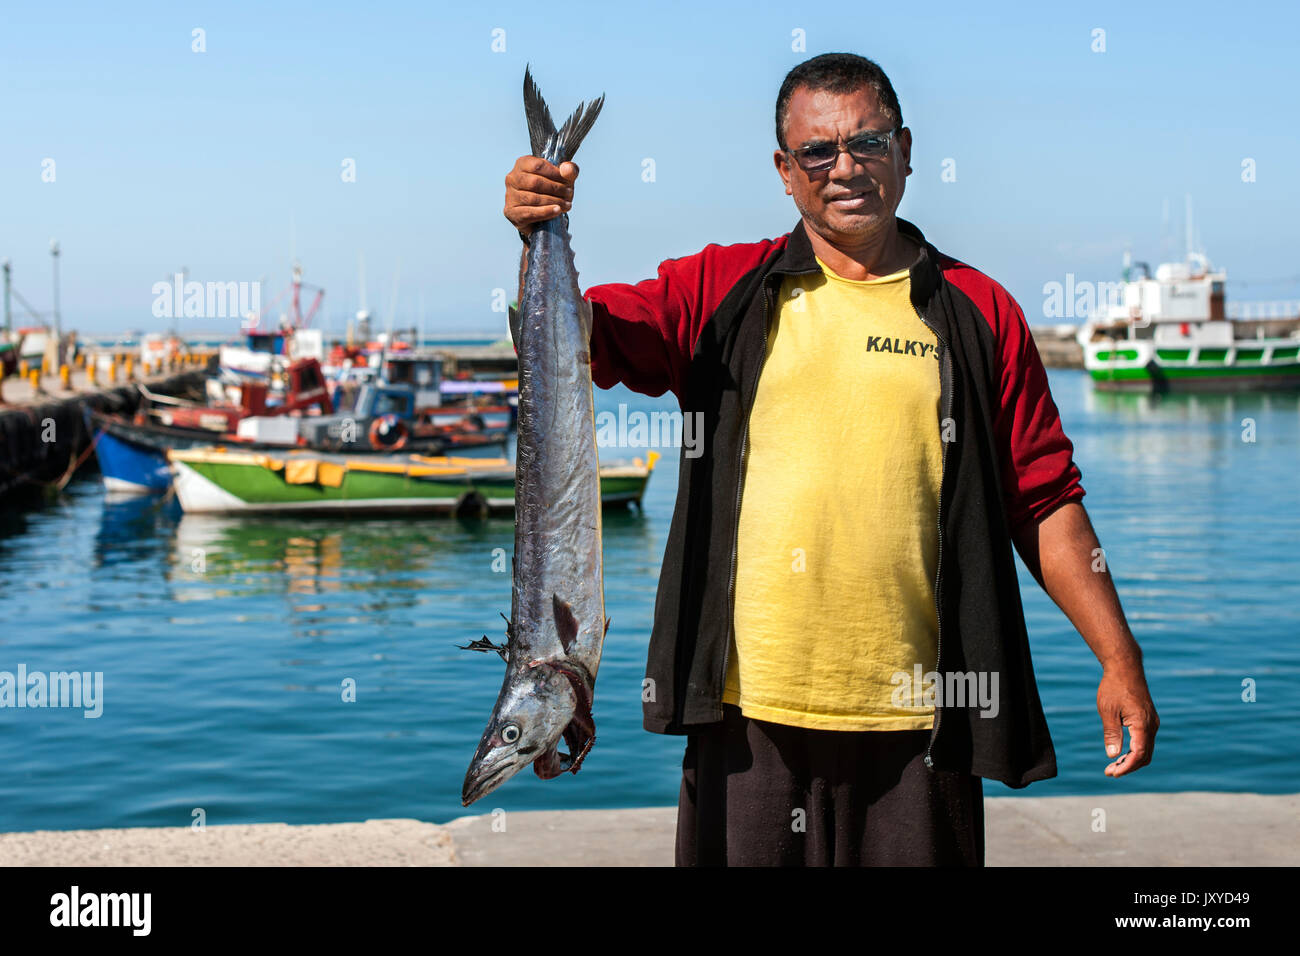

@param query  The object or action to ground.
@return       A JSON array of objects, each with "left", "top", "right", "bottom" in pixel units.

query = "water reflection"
[
  {"left": 165, "top": 507, "right": 658, "bottom": 607},
  {"left": 94, "top": 491, "right": 181, "bottom": 567},
  {"left": 1083, "top": 386, "right": 1300, "bottom": 421}
]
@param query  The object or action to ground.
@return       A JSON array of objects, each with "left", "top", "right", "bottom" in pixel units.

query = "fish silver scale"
[{"left": 512, "top": 210, "right": 604, "bottom": 668}]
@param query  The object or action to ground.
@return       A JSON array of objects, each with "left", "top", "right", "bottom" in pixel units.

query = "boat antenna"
[{"left": 381, "top": 260, "right": 400, "bottom": 377}]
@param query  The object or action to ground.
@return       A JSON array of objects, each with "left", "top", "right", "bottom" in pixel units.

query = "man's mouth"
[{"left": 827, "top": 190, "right": 873, "bottom": 209}]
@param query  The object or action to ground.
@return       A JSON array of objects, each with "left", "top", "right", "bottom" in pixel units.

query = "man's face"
[{"left": 774, "top": 85, "right": 912, "bottom": 245}]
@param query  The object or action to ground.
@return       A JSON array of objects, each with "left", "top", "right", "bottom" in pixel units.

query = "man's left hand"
[{"left": 1097, "top": 661, "right": 1159, "bottom": 777}]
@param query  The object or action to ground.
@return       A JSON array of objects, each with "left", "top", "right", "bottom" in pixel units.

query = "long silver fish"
[{"left": 460, "top": 67, "right": 606, "bottom": 807}]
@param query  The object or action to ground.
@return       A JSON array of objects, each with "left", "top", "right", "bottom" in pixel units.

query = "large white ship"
[{"left": 1076, "top": 248, "right": 1300, "bottom": 392}]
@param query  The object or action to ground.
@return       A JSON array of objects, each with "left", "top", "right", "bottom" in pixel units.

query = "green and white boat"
[
  {"left": 1077, "top": 251, "right": 1300, "bottom": 392},
  {"left": 167, "top": 447, "right": 658, "bottom": 515}
]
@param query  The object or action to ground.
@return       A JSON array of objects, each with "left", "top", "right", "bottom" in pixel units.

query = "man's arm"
[
  {"left": 953, "top": 267, "right": 1160, "bottom": 779},
  {"left": 503, "top": 153, "right": 784, "bottom": 400},
  {"left": 1013, "top": 502, "right": 1159, "bottom": 777},
  {"left": 504, "top": 154, "right": 687, "bottom": 398}
]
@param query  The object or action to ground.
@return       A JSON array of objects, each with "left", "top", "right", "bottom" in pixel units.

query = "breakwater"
[{"left": 0, "top": 367, "right": 207, "bottom": 501}]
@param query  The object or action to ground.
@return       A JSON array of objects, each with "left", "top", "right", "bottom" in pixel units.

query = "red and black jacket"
[{"left": 584, "top": 217, "right": 1085, "bottom": 787}]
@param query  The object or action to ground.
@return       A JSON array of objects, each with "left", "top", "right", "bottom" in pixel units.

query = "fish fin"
[
  {"left": 579, "top": 297, "right": 593, "bottom": 341},
  {"left": 549, "top": 92, "right": 604, "bottom": 165},
  {"left": 499, "top": 611, "right": 514, "bottom": 641},
  {"left": 604, "top": 617, "right": 612, "bottom": 637},
  {"left": 552, "top": 593, "right": 580, "bottom": 655},
  {"left": 523, "top": 66, "right": 604, "bottom": 166},
  {"left": 508, "top": 305, "right": 521, "bottom": 348},
  {"left": 522, "top": 65, "right": 558, "bottom": 158},
  {"left": 459, "top": 636, "right": 508, "bottom": 661}
]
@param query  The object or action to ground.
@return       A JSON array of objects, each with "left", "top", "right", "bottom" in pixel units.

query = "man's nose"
[{"left": 828, "top": 148, "right": 865, "bottom": 179}]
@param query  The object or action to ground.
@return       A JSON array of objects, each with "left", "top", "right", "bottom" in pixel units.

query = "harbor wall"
[{"left": 0, "top": 370, "right": 206, "bottom": 500}]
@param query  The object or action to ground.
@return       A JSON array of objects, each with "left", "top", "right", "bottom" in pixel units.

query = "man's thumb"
[{"left": 1102, "top": 714, "right": 1123, "bottom": 757}]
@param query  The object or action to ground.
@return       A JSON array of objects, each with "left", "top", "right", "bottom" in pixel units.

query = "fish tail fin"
[
  {"left": 523, "top": 65, "right": 604, "bottom": 165},
  {"left": 549, "top": 93, "right": 604, "bottom": 165},
  {"left": 523, "top": 64, "right": 557, "bottom": 158}
]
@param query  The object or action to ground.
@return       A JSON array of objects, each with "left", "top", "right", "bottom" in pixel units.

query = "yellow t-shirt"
[{"left": 723, "top": 253, "right": 943, "bottom": 731}]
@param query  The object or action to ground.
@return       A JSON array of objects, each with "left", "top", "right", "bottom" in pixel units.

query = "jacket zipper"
[
  {"left": 912, "top": 300, "right": 952, "bottom": 770},
  {"left": 720, "top": 278, "right": 774, "bottom": 719}
]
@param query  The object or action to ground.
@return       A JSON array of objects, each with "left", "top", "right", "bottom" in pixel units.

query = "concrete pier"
[
  {"left": 0, "top": 361, "right": 207, "bottom": 497},
  {"left": 0, "top": 793, "right": 1292, "bottom": 866}
]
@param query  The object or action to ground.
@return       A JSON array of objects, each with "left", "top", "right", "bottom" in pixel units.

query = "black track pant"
[{"left": 676, "top": 704, "right": 984, "bottom": 866}]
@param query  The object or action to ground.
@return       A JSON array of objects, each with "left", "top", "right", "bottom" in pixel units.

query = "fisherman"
[{"left": 503, "top": 52, "right": 1159, "bottom": 866}]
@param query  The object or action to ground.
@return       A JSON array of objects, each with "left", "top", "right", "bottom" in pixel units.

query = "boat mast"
[{"left": 50, "top": 239, "right": 60, "bottom": 342}]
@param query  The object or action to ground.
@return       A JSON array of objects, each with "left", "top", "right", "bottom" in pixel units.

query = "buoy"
[{"left": 369, "top": 415, "right": 409, "bottom": 450}]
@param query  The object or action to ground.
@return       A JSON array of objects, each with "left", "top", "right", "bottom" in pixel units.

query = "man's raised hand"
[{"left": 505, "top": 156, "right": 577, "bottom": 235}]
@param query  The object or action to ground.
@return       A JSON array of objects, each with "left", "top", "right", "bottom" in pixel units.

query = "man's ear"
[
  {"left": 773, "top": 150, "right": 794, "bottom": 196},
  {"left": 899, "top": 127, "right": 913, "bottom": 177}
]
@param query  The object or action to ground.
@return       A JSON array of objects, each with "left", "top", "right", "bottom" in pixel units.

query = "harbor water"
[{"left": 0, "top": 373, "right": 1297, "bottom": 832}]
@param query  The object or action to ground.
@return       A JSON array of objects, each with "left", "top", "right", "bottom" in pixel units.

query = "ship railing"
[{"left": 1227, "top": 300, "right": 1300, "bottom": 320}]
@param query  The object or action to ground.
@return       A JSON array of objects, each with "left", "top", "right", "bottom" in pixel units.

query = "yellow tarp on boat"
[
  {"left": 317, "top": 461, "right": 346, "bottom": 487},
  {"left": 284, "top": 459, "right": 318, "bottom": 485}
]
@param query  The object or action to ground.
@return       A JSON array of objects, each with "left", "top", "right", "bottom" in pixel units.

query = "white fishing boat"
[
  {"left": 218, "top": 264, "right": 326, "bottom": 386},
  {"left": 1076, "top": 249, "right": 1300, "bottom": 392}
]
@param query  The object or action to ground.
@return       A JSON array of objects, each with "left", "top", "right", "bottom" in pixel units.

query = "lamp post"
[
  {"left": 3, "top": 259, "right": 11, "bottom": 337},
  {"left": 50, "top": 240, "right": 62, "bottom": 369}
]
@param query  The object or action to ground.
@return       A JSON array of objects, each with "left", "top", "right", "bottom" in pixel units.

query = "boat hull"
[
  {"left": 91, "top": 413, "right": 293, "bottom": 494},
  {"left": 96, "top": 428, "right": 175, "bottom": 493},
  {"left": 1084, "top": 340, "right": 1300, "bottom": 392},
  {"left": 168, "top": 448, "right": 658, "bottom": 515},
  {"left": 90, "top": 410, "right": 501, "bottom": 495}
]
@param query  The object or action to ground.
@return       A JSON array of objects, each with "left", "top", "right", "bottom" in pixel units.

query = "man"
[{"left": 503, "top": 53, "right": 1159, "bottom": 866}]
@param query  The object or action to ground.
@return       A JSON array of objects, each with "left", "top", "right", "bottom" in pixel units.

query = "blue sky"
[{"left": 2, "top": 0, "right": 1297, "bottom": 336}]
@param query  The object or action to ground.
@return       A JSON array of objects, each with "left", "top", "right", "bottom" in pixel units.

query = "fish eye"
[{"left": 500, "top": 723, "right": 520, "bottom": 744}]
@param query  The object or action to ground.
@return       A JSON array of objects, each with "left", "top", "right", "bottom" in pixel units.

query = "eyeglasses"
[{"left": 785, "top": 128, "right": 901, "bottom": 172}]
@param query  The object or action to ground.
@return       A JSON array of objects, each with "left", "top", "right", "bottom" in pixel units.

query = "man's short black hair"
[{"left": 775, "top": 53, "right": 904, "bottom": 150}]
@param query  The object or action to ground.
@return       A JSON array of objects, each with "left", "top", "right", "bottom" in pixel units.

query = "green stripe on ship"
[{"left": 1090, "top": 363, "right": 1300, "bottom": 382}]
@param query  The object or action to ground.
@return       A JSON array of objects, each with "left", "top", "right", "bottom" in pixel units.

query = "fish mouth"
[{"left": 462, "top": 759, "right": 522, "bottom": 807}]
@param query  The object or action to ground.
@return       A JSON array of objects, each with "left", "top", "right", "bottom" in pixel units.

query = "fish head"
[{"left": 461, "top": 663, "right": 577, "bottom": 807}]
